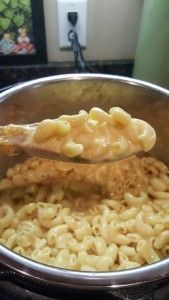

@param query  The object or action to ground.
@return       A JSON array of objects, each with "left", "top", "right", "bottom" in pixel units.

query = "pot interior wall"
[{"left": 0, "top": 77, "right": 168, "bottom": 178}]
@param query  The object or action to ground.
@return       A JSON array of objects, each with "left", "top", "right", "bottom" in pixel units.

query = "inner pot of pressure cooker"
[{"left": 0, "top": 74, "right": 169, "bottom": 292}]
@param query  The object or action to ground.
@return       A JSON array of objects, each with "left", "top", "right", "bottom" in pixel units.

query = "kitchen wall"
[{"left": 43, "top": 0, "right": 144, "bottom": 62}]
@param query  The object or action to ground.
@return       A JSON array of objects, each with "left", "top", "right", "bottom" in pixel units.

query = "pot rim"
[
  {"left": 0, "top": 73, "right": 169, "bottom": 101},
  {"left": 0, "top": 73, "right": 169, "bottom": 288},
  {"left": 1, "top": 245, "right": 169, "bottom": 288}
]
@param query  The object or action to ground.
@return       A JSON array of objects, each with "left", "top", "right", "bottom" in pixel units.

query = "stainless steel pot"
[{"left": 0, "top": 74, "right": 169, "bottom": 298}]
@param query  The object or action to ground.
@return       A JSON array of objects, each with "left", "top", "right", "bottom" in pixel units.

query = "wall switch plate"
[{"left": 57, "top": 0, "right": 87, "bottom": 49}]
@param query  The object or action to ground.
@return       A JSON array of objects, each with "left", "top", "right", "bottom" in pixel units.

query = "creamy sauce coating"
[
  {"left": 0, "top": 107, "right": 156, "bottom": 162},
  {"left": 30, "top": 107, "right": 156, "bottom": 161}
]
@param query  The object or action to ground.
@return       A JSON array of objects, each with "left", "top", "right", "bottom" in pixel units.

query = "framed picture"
[{"left": 0, "top": 0, "right": 47, "bottom": 65}]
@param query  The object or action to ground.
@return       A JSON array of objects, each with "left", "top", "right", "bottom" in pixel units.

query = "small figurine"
[
  {"left": 17, "top": 28, "right": 35, "bottom": 54},
  {"left": 0, "top": 33, "right": 16, "bottom": 55}
]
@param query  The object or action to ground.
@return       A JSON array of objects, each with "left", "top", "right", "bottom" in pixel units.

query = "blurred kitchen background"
[{"left": 0, "top": 0, "right": 168, "bottom": 89}]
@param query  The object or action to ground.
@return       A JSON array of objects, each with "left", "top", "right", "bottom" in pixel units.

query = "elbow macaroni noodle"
[{"left": 0, "top": 153, "right": 169, "bottom": 271}]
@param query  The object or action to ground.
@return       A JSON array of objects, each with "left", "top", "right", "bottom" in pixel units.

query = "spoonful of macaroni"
[{"left": 0, "top": 107, "right": 156, "bottom": 163}]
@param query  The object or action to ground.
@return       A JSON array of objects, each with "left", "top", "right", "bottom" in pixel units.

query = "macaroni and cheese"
[
  {"left": 0, "top": 107, "right": 156, "bottom": 162},
  {"left": 0, "top": 155, "right": 168, "bottom": 271}
]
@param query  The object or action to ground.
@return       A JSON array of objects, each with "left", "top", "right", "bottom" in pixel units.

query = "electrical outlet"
[{"left": 57, "top": 0, "right": 87, "bottom": 49}]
